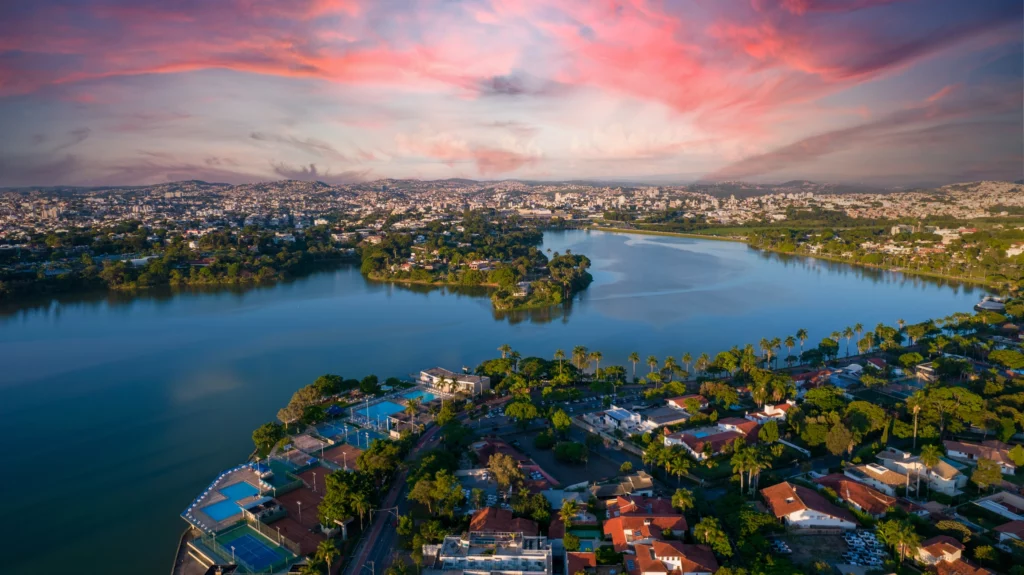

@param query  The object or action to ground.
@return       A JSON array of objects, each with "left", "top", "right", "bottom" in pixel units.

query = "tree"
[
  {"left": 551, "top": 409, "right": 572, "bottom": 435},
  {"left": 672, "top": 488, "right": 694, "bottom": 514},
  {"left": 590, "top": 351, "right": 604, "bottom": 375},
  {"left": 1010, "top": 444, "right": 1024, "bottom": 468},
  {"left": 488, "top": 452, "right": 524, "bottom": 491},
  {"left": 758, "top": 420, "right": 780, "bottom": 444},
  {"left": 554, "top": 441, "right": 588, "bottom": 464},
  {"left": 682, "top": 352, "right": 693, "bottom": 376},
  {"left": 647, "top": 355, "right": 659, "bottom": 374},
  {"left": 971, "top": 458, "right": 1002, "bottom": 492},
  {"left": 252, "top": 422, "right": 285, "bottom": 457},
  {"left": 692, "top": 517, "right": 732, "bottom": 557},
  {"left": 877, "top": 519, "right": 920, "bottom": 563},
  {"left": 563, "top": 532, "right": 581, "bottom": 552},
  {"left": 499, "top": 344, "right": 512, "bottom": 359},
  {"left": 555, "top": 349, "right": 566, "bottom": 375},
  {"left": 620, "top": 461, "right": 633, "bottom": 474},
  {"left": 560, "top": 499, "right": 580, "bottom": 529},
  {"left": 505, "top": 400, "right": 539, "bottom": 428},
  {"left": 628, "top": 352, "right": 640, "bottom": 381},
  {"left": 989, "top": 349, "right": 1024, "bottom": 370},
  {"left": 796, "top": 328, "right": 809, "bottom": 359},
  {"left": 899, "top": 352, "right": 924, "bottom": 371},
  {"left": 316, "top": 540, "right": 339, "bottom": 574},
  {"left": 825, "top": 423, "right": 855, "bottom": 457}
]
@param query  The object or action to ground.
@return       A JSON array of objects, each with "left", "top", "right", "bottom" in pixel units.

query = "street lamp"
[
  {"left": 298, "top": 501, "right": 303, "bottom": 522},
  {"left": 231, "top": 545, "right": 236, "bottom": 564},
  {"left": 313, "top": 471, "right": 318, "bottom": 493}
]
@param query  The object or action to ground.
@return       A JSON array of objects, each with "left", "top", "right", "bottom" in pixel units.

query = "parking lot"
[{"left": 772, "top": 531, "right": 888, "bottom": 570}]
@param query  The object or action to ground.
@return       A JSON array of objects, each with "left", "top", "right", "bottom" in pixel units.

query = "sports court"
[{"left": 215, "top": 524, "right": 293, "bottom": 573}]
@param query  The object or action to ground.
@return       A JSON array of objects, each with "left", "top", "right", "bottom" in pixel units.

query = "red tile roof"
[
  {"left": 627, "top": 542, "right": 718, "bottom": 575},
  {"left": 934, "top": 559, "right": 993, "bottom": 575},
  {"left": 470, "top": 507, "right": 538, "bottom": 536},
  {"left": 761, "top": 482, "right": 857, "bottom": 524},
  {"left": 994, "top": 520, "right": 1024, "bottom": 539},
  {"left": 921, "top": 535, "right": 965, "bottom": 557},
  {"left": 814, "top": 474, "right": 896, "bottom": 515},
  {"left": 567, "top": 552, "right": 597, "bottom": 575}
]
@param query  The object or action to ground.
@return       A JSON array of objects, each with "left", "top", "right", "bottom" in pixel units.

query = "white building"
[
  {"left": 419, "top": 368, "right": 491, "bottom": 395},
  {"left": 428, "top": 531, "right": 553, "bottom": 575},
  {"left": 761, "top": 482, "right": 857, "bottom": 530}
]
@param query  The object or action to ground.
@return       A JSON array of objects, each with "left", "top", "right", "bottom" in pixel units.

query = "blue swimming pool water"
[
  {"left": 219, "top": 482, "right": 259, "bottom": 500},
  {"left": 579, "top": 541, "right": 595, "bottom": 552},
  {"left": 691, "top": 431, "right": 711, "bottom": 438},
  {"left": 402, "top": 389, "right": 438, "bottom": 402},
  {"left": 362, "top": 400, "right": 405, "bottom": 420},
  {"left": 201, "top": 499, "right": 242, "bottom": 522}
]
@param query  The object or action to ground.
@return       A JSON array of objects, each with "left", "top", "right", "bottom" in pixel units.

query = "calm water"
[{"left": 0, "top": 230, "right": 982, "bottom": 573}]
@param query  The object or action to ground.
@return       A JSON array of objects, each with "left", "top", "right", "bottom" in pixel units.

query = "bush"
[{"left": 534, "top": 430, "right": 556, "bottom": 450}]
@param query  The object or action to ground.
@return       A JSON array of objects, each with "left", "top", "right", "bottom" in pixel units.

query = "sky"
[{"left": 0, "top": 0, "right": 1021, "bottom": 187}]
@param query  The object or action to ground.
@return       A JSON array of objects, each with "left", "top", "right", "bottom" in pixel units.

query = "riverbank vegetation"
[
  {"left": 359, "top": 211, "right": 593, "bottom": 310},
  {"left": 0, "top": 221, "right": 355, "bottom": 300}
]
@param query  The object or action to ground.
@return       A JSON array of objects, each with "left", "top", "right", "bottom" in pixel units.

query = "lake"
[{"left": 0, "top": 230, "right": 983, "bottom": 573}]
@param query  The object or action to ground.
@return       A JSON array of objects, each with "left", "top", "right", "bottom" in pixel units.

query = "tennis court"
[
  {"left": 217, "top": 526, "right": 292, "bottom": 572},
  {"left": 317, "top": 420, "right": 354, "bottom": 440}
]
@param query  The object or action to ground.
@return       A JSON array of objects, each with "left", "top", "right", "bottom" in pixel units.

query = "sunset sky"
[{"left": 1, "top": 0, "right": 1021, "bottom": 186}]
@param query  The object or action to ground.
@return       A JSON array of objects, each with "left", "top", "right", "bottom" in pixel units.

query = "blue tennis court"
[
  {"left": 230, "top": 533, "right": 281, "bottom": 572},
  {"left": 317, "top": 421, "right": 352, "bottom": 439}
]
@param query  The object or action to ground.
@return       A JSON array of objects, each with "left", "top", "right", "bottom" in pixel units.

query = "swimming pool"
[
  {"left": 402, "top": 389, "right": 438, "bottom": 402},
  {"left": 690, "top": 430, "right": 712, "bottom": 438},
  {"left": 220, "top": 482, "right": 259, "bottom": 500},
  {"left": 361, "top": 400, "right": 405, "bottom": 420},
  {"left": 570, "top": 529, "right": 602, "bottom": 539},
  {"left": 578, "top": 541, "right": 595, "bottom": 552},
  {"left": 200, "top": 482, "right": 260, "bottom": 522},
  {"left": 202, "top": 499, "right": 242, "bottom": 521}
]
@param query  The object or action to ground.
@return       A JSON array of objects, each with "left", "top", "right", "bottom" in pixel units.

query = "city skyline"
[{"left": 1, "top": 0, "right": 1022, "bottom": 187}]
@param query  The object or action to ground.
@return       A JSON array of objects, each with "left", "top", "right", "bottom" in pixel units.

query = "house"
[
  {"left": 429, "top": 531, "right": 552, "bottom": 575},
  {"left": 974, "top": 491, "right": 1024, "bottom": 521},
  {"left": 844, "top": 463, "right": 910, "bottom": 497},
  {"left": 588, "top": 406, "right": 645, "bottom": 432},
  {"left": 663, "top": 417, "right": 760, "bottom": 460},
  {"left": 626, "top": 541, "right": 718, "bottom": 575},
  {"left": 602, "top": 496, "right": 687, "bottom": 551},
  {"left": 944, "top": 440, "right": 1017, "bottom": 474},
  {"left": 470, "top": 507, "right": 539, "bottom": 536},
  {"left": 875, "top": 447, "right": 967, "bottom": 496},
  {"left": 917, "top": 362, "right": 939, "bottom": 382},
  {"left": 813, "top": 474, "right": 897, "bottom": 518},
  {"left": 641, "top": 406, "right": 692, "bottom": 428},
  {"left": 666, "top": 395, "right": 708, "bottom": 413},
  {"left": 916, "top": 535, "right": 964, "bottom": 565},
  {"left": 589, "top": 472, "right": 655, "bottom": 499},
  {"left": 419, "top": 367, "right": 491, "bottom": 395},
  {"left": 994, "top": 520, "right": 1024, "bottom": 543},
  {"left": 933, "top": 560, "right": 993, "bottom": 575},
  {"left": 761, "top": 482, "right": 858, "bottom": 530},
  {"left": 745, "top": 401, "right": 794, "bottom": 424}
]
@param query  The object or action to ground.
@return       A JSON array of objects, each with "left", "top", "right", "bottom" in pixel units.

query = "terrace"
[{"left": 182, "top": 466, "right": 265, "bottom": 534}]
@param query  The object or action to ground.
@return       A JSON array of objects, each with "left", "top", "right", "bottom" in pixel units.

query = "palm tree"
[
  {"left": 560, "top": 499, "right": 580, "bottom": 529},
  {"left": 671, "top": 488, "right": 694, "bottom": 514},
  {"left": 843, "top": 326, "right": 854, "bottom": 357},
  {"left": 854, "top": 323, "right": 864, "bottom": 341},
  {"left": 770, "top": 337, "right": 781, "bottom": 369},
  {"left": 317, "top": 540, "right": 340, "bottom": 574},
  {"left": 919, "top": 444, "right": 942, "bottom": 496},
  {"left": 628, "top": 352, "right": 640, "bottom": 381},
  {"left": 590, "top": 351, "right": 603, "bottom": 377},
  {"left": 907, "top": 391, "right": 924, "bottom": 449},
  {"left": 897, "top": 318, "right": 906, "bottom": 332},
  {"left": 682, "top": 352, "right": 692, "bottom": 376},
  {"left": 796, "top": 328, "right": 808, "bottom": 361},
  {"left": 647, "top": 355, "right": 658, "bottom": 374},
  {"left": 405, "top": 397, "right": 421, "bottom": 417},
  {"left": 759, "top": 338, "right": 772, "bottom": 366},
  {"left": 663, "top": 356, "right": 679, "bottom": 382},
  {"left": 879, "top": 520, "right": 920, "bottom": 564},
  {"left": 784, "top": 336, "right": 796, "bottom": 362},
  {"left": 351, "top": 491, "right": 371, "bottom": 529},
  {"left": 572, "top": 346, "right": 588, "bottom": 370},
  {"left": 696, "top": 353, "right": 710, "bottom": 376},
  {"left": 554, "top": 349, "right": 566, "bottom": 375},
  {"left": 498, "top": 344, "right": 512, "bottom": 359},
  {"left": 731, "top": 449, "right": 750, "bottom": 494}
]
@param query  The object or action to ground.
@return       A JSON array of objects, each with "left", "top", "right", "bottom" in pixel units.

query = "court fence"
[{"left": 248, "top": 516, "right": 304, "bottom": 556}]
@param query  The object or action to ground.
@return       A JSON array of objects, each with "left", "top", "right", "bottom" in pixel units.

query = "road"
[{"left": 344, "top": 423, "right": 444, "bottom": 575}]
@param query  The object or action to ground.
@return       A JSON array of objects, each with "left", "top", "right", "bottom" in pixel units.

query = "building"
[
  {"left": 588, "top": 471, "right": 655, "bottom": 499},
  {"left": 471, "top": 508, "right": 540, "bottom": 536},
  {"left": 944, "top": 440, "right": 1017, "bottom": 475},
  {"left": 429, "top": 531, "right": 553, "bottom": 575},
  {"left": 994, "top": 520, "right": 1024, "bottom": 543},
  {"left": 916, "top": 535, "right": 964, "bottom": 565},
  {"left": 875, "top": 448, "right": 967, "bottom": 496},
  {"left": 665, "top": 395, "right": 708, "bottom": 413},
  {"left": 663, "top": 418, "right": 759, "bottom": 460},
  {"left": 974, "top": 491, "right": 1024, "bottom": 521},
  {"left": 586, "top": 406, "right": 645, "bottom": 432},
  {"left": 813, "top": 474, "right": 896, "bottom": 518},
  {"left": 761, "top": 482, "right": 857, "bottom": 530},
  {"left": 844, "top": 463, "right": 910, "bottom": 497},
  {"left": 745, "top": 401, "right": 793, "bottom": 424},
  {"left": 641, "top": 406, "right": 692, "bottom": 428},
  {"left": 625, "top": 541, "right": 718, "bottom": 575},
  {"left": 420, "top": 367, "right": 491, "bottom": 395},
  {"left": 602, "top": 496, "right": 687, "bottom": 551}
]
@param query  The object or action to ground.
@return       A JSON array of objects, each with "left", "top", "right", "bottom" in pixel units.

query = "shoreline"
[{"left": 590, "top": 226, "right": 994, "bottom": 290}]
